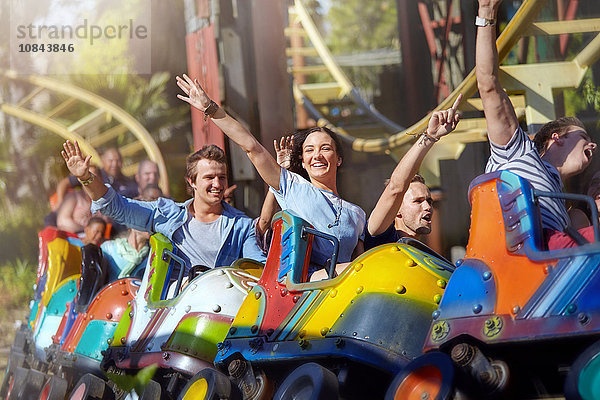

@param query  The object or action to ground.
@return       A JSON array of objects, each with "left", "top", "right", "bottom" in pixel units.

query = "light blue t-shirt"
[
  {"left": 172, "top": 215, "right": 223, "bottom": 269},
  {"left": 271, "top": 169, "right": 366, "bottom": 265}
]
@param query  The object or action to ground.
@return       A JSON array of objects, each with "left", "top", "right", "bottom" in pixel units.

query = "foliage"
[
  {"left": 0, "top": 258, "right": 37, "bottom": 312},
  {"left": 69, "top": 72, "right": 188, "bottom": 142},
  {"left": 107, "top": 364, "right": 158, "bottom": 396},
  {"left": 582, "top": 80, "right": 600, "bottom": 113},
  {"left": 564, "top": 70, "right": 600, "bottom": 121},
  {"left": 326, "top": 0, "right": 399, "bottom": 97},
  {"left": 327, "top": 0, "right": 398, "bottom": 54},
  {"left": 0, "top": 199, "right": 46, "bottom": 266}
]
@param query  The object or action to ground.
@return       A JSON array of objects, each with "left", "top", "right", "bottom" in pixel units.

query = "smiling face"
[
  {"left": 396, "top": 182, "right": 433, "bottom": 237},
  {"left": 301, "top": 130, "right": 341, "bottom": 182},
  {"left": 187, "top": 159, "right": 228, "bottom": 206},
  {"left": 554, "top": 127, "right": 596, "bottom": 178}
]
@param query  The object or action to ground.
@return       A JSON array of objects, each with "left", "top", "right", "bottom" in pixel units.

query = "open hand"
[
  {"left": 176, "top": 74, "right": 211, "bottom": 111},
  {"left": 61, "top": 140, "right": 91, "bottom": 179},
  {"left": 274, "top": 136, "right": 294, "bottom": 169},
  {"left": 427, "top": 93, "right": 462, "bottom": 140}
]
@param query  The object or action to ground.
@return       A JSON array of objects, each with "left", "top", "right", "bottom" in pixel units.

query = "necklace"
[{"left": 328, "top": 196, "right": 343, "bottom": 232}]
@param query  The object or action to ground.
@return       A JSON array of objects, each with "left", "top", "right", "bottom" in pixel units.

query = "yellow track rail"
[{"left": 0, "top": 70, "right": 169, "bottom": 193}]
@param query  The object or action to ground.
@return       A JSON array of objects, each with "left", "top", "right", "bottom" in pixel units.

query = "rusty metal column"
[
  {"left": 184, "top": 0, "right": 225, "bottom": 151},
  {"left": 251, "top": 0, "right": 294, "bottom": 148}
]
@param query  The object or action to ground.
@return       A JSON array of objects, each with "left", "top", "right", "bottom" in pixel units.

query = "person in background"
[
  {"left": 100, "top": 189, "right": 163, "bottom": 282},
  {"left": 365, "top": 175, "right": 433, "bottom": 250},
  {"left": 82, "top": 216, "right": 107, "bottom": 246},
  {"left": 56, "top": 189, "right": 92, "bottom": 234},
  {"left": 55, "top": 147, "right": 138, "bottom": 206},
  {"left": 569, "top": 170, "right": 600, "bottom": 230},
  {"left": 140, "top": 183, "right": 164, "bottom": 202},
  {"left": 135, "top": 160, "right": 160, "bottom": 197}
]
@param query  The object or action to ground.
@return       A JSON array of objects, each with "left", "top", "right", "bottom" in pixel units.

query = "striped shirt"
[{"left": 485, "top": 127, "right": 569, "bottom": 232}]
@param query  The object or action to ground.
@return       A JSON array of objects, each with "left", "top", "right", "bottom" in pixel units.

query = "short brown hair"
[
  {"left": 533, "top": 117, "right": 586, "bottom": 154},
  {"left": 185, "top": 145, "right": 227, "bottom": 194},
  {"left": 411, "top": 174, "right": 426, "bottom": 184},
  {"left": 384, "top": 174, "right": 426, "bottom": 188}
]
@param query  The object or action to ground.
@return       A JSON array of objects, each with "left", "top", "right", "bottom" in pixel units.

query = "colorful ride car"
[
  {"left": 91, "top": 233, "right": 262, "bottom": 399},
  {"left": 387, "top": 171, "right": 600, "bottom": 400},
  {"left": 177, "top": 211, "right": 454, "bottom": 399}
]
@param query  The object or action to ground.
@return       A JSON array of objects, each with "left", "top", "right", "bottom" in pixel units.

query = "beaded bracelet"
[
  {"left": 406, "top": 130, "right": 439, "bottom": 143},
  {"left": 421, "top": 131, "right": 439, "bottom": 142}
]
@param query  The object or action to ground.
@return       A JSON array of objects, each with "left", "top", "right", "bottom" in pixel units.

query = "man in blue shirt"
[{"left": 61, "top": 141, "right": 266, "bottom": 270}]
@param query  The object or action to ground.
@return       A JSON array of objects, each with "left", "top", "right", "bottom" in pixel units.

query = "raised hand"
[
  {"left": 176, "top": 74, "right": 211, "bottom": 111},
  {"left": 274, "top": 136, "right": 294, "bottom": 169},
  {"left": 61, "top": 140, "right": 92, "bottom": 179},
  {"left": 427, "top": 93, "right": 462, "bottom": 140}
]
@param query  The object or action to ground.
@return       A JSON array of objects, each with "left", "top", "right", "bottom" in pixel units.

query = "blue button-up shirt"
[{"left": 92, "top": 186, "right": 266, "bottom": 268}]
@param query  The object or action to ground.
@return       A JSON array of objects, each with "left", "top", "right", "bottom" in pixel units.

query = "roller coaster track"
[
  {"left": 288, "top": 0, "right": 600, "bottom": 181},
  {"left": 0, "top": 70, "right": 169, "bottom": 193}
]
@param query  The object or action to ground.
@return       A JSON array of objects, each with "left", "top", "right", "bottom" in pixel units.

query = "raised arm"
[
  {"left": 368, "top": 94, "right": 462, "bottom": 236},
  {"left": 176, "top": 74, "right": 282, "bottom": 190},
  {"left": 476, "top": 0, "right": 519, "bottom": 146},
  {"left": 256, "top": 136, "right": 292, "bottom": 236},
  {"left": 61, "top": 140, "right": 108, "bottom": 201}
]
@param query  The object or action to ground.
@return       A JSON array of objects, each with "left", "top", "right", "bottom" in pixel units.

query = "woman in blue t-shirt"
[{"left": 177, "top": 75, "right": 366, "bottom": 276}]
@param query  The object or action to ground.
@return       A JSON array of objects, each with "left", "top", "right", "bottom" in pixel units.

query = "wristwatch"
[
  {"left": 475, "top": 16, "right": 496, "bottom": 27},
  {"left": 203, "top": 100, "right": 219, "bottom": 121},
  {"left": 78, "top": 172, "right": 95, "bottom": 186}
]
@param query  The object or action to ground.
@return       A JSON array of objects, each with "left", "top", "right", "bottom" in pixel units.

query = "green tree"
[
  {"left": 326, "top": 0, "right": 399, "bottom": 95},
  {"left": 327, "top": 0, "right": 399, "bottom": 53}
]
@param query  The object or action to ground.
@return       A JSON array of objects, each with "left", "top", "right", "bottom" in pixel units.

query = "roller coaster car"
[
  {"left": 1, "top": 227, "right": 82, "bottom": 399},
  {"left": 389, "top": 171, "right": 600, "bottom": 400},
  {"left": 98, "top": 233, "right": 262, "bottom": 399},
  {"left": 204, "top": 211, "right": 453, "bottom": 400},
  {"left": 36, "top": 244, "right": 141, "bottom": 399}
]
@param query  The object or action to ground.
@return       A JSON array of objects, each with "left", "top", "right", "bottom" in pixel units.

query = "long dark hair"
[{"left": 289, "top": 127, "right": 343, "bottom": 181}]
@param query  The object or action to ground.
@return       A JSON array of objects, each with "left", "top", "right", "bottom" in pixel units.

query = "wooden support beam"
[
  {"left": 525, "top": 18, "right": 600, "bottom": 35},
  {"left": 88, "top": 124, "right": 129, "bottom": 147},
  {"left": 67, "top": 108, "right": 109, "bottom": 134},
  {"left": 46, "top": 98, "right": 77, "bottom": 118},
  {"left": 16, "top": 87, "right": 45, "bottom": 107}
]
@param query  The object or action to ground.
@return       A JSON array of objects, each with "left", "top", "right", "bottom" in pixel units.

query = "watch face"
[{"left": 475, "top": 16, "right": 495, "bottom": 26}]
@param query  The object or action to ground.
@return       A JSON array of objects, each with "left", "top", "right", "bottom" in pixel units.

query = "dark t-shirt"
[
  {"left": 69, "top": 170, "right": 138, "bottom": 198},
  {"left": 364, "top": 223, "right": 402, "bottom": 251}
]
